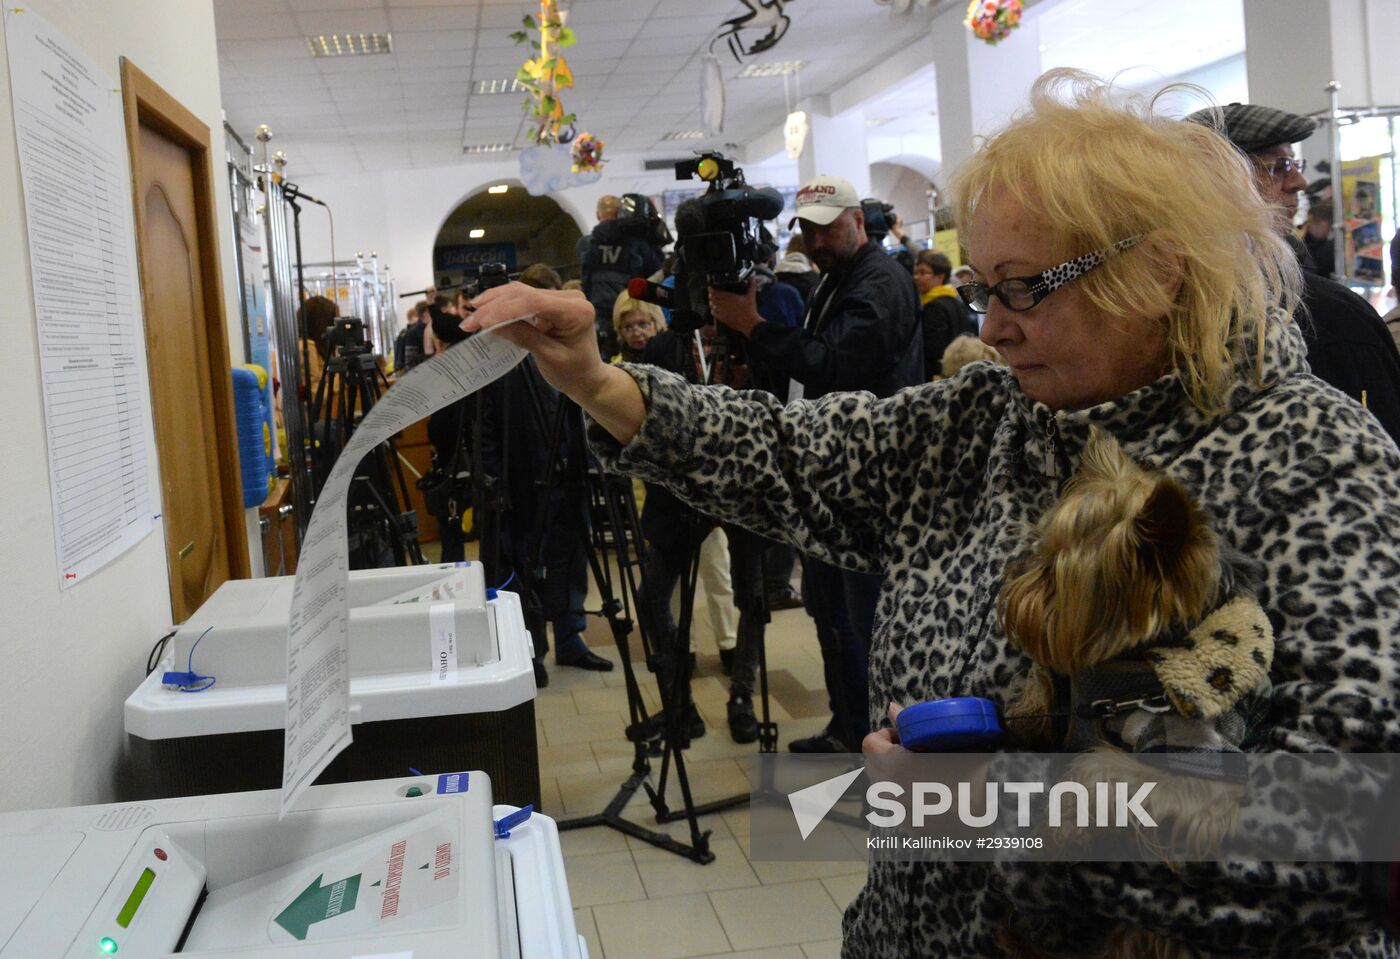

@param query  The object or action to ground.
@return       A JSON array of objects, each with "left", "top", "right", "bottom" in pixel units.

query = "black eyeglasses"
[
  {"left": 958, "top": 235, "right": 1144, "bottom": 314},
  {"left": 1254, "top": 156, "right": 1306, "bottom": 179}
]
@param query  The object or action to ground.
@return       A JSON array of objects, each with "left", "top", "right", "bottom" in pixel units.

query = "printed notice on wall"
[
  {"left": 281, "top": 326, "right": 528, "bottom": 817},
  {"left": 4, "top": 8, "right": 155, "bottom": 588}
]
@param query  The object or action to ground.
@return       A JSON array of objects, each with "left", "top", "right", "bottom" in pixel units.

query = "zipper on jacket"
[{"left": 1043, "top": 416, "right": 1059, "bottom": 480}]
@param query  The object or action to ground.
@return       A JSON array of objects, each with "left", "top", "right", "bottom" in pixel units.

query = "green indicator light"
[{"left": 99, "top": 937, "right": 118, "bottom": 954}]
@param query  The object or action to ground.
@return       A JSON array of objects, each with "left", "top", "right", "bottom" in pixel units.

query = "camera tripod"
[
  {"left": 474, "top": 356, "right": 739, "bottom": 862},
  {"left": 640, "top": 326, "right": 783, "bottom": 828},
  {"left": 310, "top": 343, "right": 426, "bottom": 568}
]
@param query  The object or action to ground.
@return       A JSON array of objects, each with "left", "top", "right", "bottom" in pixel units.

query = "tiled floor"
[
  {"left": 432, "top": 538, "right": 864, "bottom": 958},
  {"left": 542, "top": 575, "right": 864, "bottom": 959}
]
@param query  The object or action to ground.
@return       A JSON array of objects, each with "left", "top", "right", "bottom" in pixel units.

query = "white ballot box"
[
  {"left": 0, "top": 773, "right": 587, "bottom": 958},
  {"left": 125, "top": 563, "right": 541, "bottom": 808}
]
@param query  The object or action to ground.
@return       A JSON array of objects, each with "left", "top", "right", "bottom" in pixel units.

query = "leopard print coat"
[{"left": 590, "top": 318, "right": 1400, "bottom": 958}]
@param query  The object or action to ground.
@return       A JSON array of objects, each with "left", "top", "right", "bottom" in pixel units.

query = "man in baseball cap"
[
  {"left": 708, "top": 172, "right": 923, "bottom": 753},
  {"left": 788, "top": 174, "right": 861, "bottom": 228},
  {"left": 1187, "top": 102, "right": 1400, "bottom": 443}
]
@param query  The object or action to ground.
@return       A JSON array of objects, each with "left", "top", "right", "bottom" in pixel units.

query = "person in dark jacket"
[
  {"left": 477, "top": 263, "right": 612, "bottom": 686},
  {"left": 708, "top": 173, "right": 923, "bottom": 752},
  {"left": 1187, "top": 102, "right": 1400, "bottom": 445},
  {"left": 914, "top": 249, "right": 977, "bottom": 379},
  {"left": 577, "top": 194, "right": 666, "bottom": 358}
]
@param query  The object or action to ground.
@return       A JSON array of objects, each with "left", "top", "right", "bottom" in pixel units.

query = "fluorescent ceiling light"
[
  {"left": 306, "top": 33, "right": 392, "bottom": 58},
  {"left": 474, "top": 78, "right": 526, "bottom": 95},
  {"left": 488, "top": 184, "right": 509, "bottom": 194},
  {"left": 462, "top": 143, "right": 514, "bottom": 154},
  {"left": 737, "top": 61, "right": 802, "bottom": 78},
  {"left": 662, "top": 130, "right": 705, "bottom": 141},
  {"left": 469, "top": 228, "right": 486, "bottom": 238}
]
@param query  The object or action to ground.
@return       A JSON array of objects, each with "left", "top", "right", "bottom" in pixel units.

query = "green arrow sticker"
[{"left": 275, "top": 873, "right": 361, "bottom": 940}]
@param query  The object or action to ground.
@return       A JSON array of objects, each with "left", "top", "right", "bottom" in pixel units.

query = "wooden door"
[{"left": 121, "top": 61, "right": 249, "bottom": 622}]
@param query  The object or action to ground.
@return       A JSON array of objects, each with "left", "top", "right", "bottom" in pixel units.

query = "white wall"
[{"left": 0, "top": 0, "right": 239, "bottom": 812}]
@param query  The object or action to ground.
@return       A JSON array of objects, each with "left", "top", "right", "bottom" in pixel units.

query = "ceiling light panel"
[
  {"left": 462, "top": 143, "right": 515, "bottom": 155},
  {"left": 306, "top": 33, "right": 392, "bottom": 58},
  {"left": 473, "top": 78, "right": 527, "bottom": 95},
  {"left": 661, "top": 130, "right": 706, "bottom": 141},
  {"left": 737, "top": 61, "right": 803, "bottom": 79}
]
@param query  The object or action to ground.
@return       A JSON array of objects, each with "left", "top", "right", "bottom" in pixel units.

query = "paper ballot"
[{"left": 281, "top": 327, "right": 528, "bottom": 816}]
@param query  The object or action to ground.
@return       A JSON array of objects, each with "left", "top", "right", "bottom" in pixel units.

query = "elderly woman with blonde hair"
[
  {"left": 461, "top": 71, "right": 1399, "bottom": 957},
  {"left": 610, "top": 291, "right": 664, "bottom": 364}
]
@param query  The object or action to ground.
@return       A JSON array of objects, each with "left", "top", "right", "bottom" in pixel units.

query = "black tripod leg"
[{"left": 544, "top": 401, "right": 715, "bottom": 862}]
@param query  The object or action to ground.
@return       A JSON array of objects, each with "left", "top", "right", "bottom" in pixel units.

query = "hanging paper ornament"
[
  {"left": 571, "top": 132, "right": 605, "bottom": 174},
  {"left": 700, "top": 53, "right": 725, "bottom": 136},
  {"left": 783, "top": 110, "right": 808, "bottom": 160},
  {"left": 520, "top": 141, "right": 602, "bottom": 196}
]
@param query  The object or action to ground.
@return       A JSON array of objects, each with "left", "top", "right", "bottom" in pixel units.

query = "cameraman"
[
  {"left": 578, "top": 194, "right": 666, "bottom": 357},
  {"left": 708, "top": 174, "right": 922, "bottom": 754},
  {"left": 635, "top": 200, "right": 805, "bottom": 742}
]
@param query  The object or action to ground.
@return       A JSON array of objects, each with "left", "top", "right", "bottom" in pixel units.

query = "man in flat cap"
[{"left": 1188, "top": 102, "right": 1400, "bottom": 445}]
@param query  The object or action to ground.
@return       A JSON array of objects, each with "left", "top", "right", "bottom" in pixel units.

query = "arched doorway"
[{"left": 432, "top": 182, "right": 583, "bottom": 290}]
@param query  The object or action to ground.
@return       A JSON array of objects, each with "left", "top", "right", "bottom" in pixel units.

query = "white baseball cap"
[{"left": 789, "top": 174, "right": 860, "bottom": 228}]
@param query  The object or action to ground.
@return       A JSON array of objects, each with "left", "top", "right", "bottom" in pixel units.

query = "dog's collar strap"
[{"left": 1064, "top": 660, "right": 1165, "bottom": 752}]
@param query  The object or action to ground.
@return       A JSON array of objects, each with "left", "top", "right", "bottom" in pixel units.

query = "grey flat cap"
[{"left": 1184, "top": 102, "right": 1318, "bottom": 154}]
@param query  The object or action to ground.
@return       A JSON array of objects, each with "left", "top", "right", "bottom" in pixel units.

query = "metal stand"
[
  {"left": 310, "top": 335, "right": 426, "bottom": 569},
  {"left": 475, "top": 359, "right": 720, "bottom": 862}
]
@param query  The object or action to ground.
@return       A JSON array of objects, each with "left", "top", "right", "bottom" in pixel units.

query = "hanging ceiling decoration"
[
  {"left": 964, "top": 0, "right": 1024, "bottom": 44},
  {"left": 712, "top": 0, "right": 795, "bottom": 63},
  {"left": 783, "top": 111, "right": 809, "bottom": 160},
  {"left": 511, "top": 0, "right": 579, "bottom": 145},
  {"left": 700, "top": 54, "right": 725, "bottom": 136},
  {"left": 509, "top": 0, "right": 604, "bottom": 194}
]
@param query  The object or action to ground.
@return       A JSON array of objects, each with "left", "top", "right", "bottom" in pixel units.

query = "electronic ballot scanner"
[
  {"left": 125, "top": 563, "right": 542, "bottom": 807},
  {"left": 0, "top": 773, "right": 587, "bottom": 958}
]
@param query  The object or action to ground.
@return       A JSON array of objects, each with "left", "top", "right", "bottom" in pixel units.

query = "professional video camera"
[
  {"left": 615, "top": 193, "right": 672, "bottom": 248},
  {"left": 478, "top": 261, "right": 510, "bottom": 292},
  {"left": 431, "top": 261, "right": 511, "bottom": 346},
  {"left": 861, "top": 198, "right": 897, "bottom": 243},
  {"left": 664, "top": 152, "right": 784, "bottom": 333},
  {"left": 325, "top": 318, "right": 374, "bottom": 367}
]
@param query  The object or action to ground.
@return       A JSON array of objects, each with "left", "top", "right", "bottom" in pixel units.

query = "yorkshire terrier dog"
[{"left": 997, "top": 429, "right": 1275, "bottom": 959}]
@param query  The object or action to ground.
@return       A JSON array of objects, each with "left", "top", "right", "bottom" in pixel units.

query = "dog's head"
[{"left": 1001, "top": 429, "right": 1220, "bottom": 674}]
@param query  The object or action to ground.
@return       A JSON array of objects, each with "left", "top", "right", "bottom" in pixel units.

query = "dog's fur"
[{"left": 995, "top": 430, "right": 1273, "bottom": 959}]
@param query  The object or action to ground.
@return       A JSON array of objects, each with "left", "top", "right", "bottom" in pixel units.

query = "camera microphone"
[{"left": 627, "top": 277, "right": 675, "bottom": 308}]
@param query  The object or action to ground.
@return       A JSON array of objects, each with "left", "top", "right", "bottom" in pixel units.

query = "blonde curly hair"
[
  {"left": 950, "top": 70, "right": 1301, "bottom": 413},
  {"left": 941, "top": 335, "right": 1002, "bottom": 378}
]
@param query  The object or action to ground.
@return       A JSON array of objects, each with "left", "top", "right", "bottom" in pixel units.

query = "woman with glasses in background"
[{"left": 461, "top": 70, "right": 1400, "bottom": 958}]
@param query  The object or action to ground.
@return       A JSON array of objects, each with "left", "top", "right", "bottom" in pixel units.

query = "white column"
[
  {"left": 796, "top": 95, "right": 872, "bottom": 197},
  {"left": 1244, "top": 0, "right": 1400, "bottom": 118},
  {"left": 929, "top": 1, "right": 1044, "bottom": 179}
]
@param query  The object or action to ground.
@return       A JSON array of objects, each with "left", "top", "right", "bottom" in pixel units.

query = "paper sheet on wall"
[
  {"left": 4, "top": 7, "right": 156, "bottom": 588},
  {"left": 281, "top": 327, "right": 528, "bottom": 816}
]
